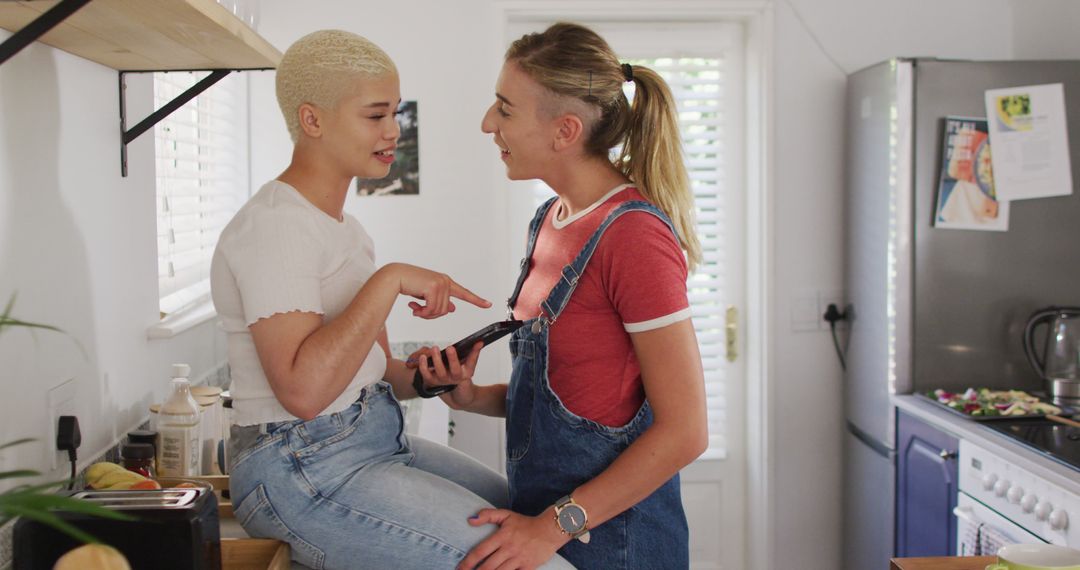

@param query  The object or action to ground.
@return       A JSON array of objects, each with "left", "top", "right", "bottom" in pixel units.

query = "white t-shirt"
[{"left": 210, "top": 180, "right": 387, "bottom": 425}]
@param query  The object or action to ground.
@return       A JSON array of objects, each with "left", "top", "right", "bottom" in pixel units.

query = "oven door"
[{"left": 954, "top": 492, "right": 1046, "bottom": 555}]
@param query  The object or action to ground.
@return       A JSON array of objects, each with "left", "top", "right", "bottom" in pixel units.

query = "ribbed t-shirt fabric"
[{"left": 210, "top": 180, "right": 387, "bottom": 425}]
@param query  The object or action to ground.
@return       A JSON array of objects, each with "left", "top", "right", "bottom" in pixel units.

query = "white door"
[{"left": 499, "top": 19, "right": 751, "bottom": 570}]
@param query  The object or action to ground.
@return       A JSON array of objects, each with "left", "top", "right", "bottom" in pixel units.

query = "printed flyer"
[
  {"left": 984, "top": 83, "right": 1073, "bottom": 201},
  {"left": 934, "top": 116, "right": 1009, "bottom": 231}
]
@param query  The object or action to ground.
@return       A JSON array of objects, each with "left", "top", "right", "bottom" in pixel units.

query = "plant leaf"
[
  {"left": 0, "top": 470, "right": 40, "bottom": 480},
  {"left": 0, "top": 493, "right": 135, "bottom": 521},
  {"left": 2, "top": 504, "right": 102, "bottom": 544},
  {"left": 0, "top": 438, "right": 36, "bottom": 451}
]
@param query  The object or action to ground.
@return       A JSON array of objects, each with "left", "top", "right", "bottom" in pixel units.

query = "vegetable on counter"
[{"left": 928, "top": 388, "right": 1062, "bottom": 417}]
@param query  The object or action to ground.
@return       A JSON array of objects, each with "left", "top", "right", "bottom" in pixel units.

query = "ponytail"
[{"left": 617, "top": 66, "right": 702, "bottom": 272}]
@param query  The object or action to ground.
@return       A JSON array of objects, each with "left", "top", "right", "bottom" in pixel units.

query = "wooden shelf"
[{"left": 0, "top": 0, "right": 281, "bottom": 71}]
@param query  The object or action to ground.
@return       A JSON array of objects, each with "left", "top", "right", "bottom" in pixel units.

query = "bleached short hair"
[{"left": 276, "top": 30, "right": 398, "bottom": 142}]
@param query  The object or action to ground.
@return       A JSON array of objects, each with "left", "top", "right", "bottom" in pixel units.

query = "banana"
[
  {"left": 93, "top": 469, "right": 146, "bottom": 490},
  {"left": 84, "top": 462, "right": 127, "bottom": 488}
]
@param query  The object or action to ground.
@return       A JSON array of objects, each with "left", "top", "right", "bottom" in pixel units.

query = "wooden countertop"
[{"left": 890, "top": 556, "right": 996, "bottom": 570}]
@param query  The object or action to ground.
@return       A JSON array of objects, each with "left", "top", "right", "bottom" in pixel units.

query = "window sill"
[{"left": 147, "top": 300, "right": 217, "bottom": 340}]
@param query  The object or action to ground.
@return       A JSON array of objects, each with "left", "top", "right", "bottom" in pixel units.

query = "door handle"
[{"left": 726, "top": 306, "right": 738, "bottom": 362}]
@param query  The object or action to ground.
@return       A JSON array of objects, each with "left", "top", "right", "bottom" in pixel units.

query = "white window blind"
[
  {"left": 154, "top": 71, "right": 249, "bottom": 317},
  {"left": 523, "top": 26, "right": 738, "bottom": 460},
  {"left": 648, "top": 55, "right": 730, "bottom": 460}
]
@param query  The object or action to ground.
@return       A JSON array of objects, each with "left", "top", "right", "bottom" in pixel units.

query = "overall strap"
[
  {"left": 537, "top": 200, "right": 679, "bottom": 329},
  {"left": 506, "top": 196, "right": 559, "bottom": 318}
]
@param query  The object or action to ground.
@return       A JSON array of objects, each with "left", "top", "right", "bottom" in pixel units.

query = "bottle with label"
[{"left": 156, "top": 364, "right": 202, "bottom": 477}]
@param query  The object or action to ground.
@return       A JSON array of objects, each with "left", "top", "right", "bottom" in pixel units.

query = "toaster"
[{"left": 13, "top": 486, "right": 221, "bottom": 570}]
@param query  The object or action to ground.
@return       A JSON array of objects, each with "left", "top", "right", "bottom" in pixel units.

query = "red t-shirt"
[{"left": 512, "top": 185, "right": 691, "bottom": 426}]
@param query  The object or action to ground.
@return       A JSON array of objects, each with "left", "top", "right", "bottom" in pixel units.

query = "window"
[
  {"left": 517, "top": 21, "right": 744, "bottom": 460},
  {"left": 154, "top": 71, "right": 249, "bottom": 319}
]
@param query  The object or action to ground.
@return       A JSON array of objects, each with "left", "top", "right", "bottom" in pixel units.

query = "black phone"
[{"left": 412, "top": 320, "right": 524, "bottom": 397}]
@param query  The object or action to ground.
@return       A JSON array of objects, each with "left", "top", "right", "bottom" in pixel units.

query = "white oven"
[{"left": 956, "top": 440, "right": 1079, "bottom": 554}]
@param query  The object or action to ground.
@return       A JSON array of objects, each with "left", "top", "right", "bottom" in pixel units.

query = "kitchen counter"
[
  {"left": 890, "top": 556, "right": 995, "bottom": 570},
  {"left": 892, "top": 395, "right": 1080, "bottom": 496}
]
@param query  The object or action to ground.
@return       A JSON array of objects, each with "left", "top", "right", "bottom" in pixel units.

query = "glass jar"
[{"left": 121, "top": 443, "right": 156, "bottom": 478}]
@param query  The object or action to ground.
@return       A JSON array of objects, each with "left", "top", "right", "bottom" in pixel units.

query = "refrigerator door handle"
[{"left": 846, "top": 420, "right": 893, "bottom": 459}]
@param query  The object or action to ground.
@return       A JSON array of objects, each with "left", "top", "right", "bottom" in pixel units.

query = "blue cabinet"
[{"left": 895, "top": 410, "right": 959, "bottom": 556}]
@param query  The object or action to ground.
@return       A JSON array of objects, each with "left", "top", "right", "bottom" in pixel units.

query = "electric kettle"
[{"left": 1023, "top": 306, "right": 1080, "bottom": 405}]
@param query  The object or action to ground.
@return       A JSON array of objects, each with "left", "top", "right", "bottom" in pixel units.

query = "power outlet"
[
  {"left": 819, "top": 290, "right": 846, "bottom": 330},
  {"left": 46, "top": 378, "right": 77, "bottom": 471}
]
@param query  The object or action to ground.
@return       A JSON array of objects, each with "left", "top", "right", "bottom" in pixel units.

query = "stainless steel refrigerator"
[{"left": 842, "top": 58, "right": 1080, "bottom": 570}]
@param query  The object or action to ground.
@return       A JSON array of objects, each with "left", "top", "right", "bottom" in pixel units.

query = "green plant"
[
  {"left": 0, "top": 440, "right": 131, "bottom": 544},
  {"left": 0, "top": 294, "right": 62, "bottom": 336},
  {"left": 0, "top": 295, "right": 132, "bottom": 544}
]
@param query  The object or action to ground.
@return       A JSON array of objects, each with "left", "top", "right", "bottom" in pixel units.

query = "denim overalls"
[{"left": 505, "top": 197, "right": 690, "bottom": 569}]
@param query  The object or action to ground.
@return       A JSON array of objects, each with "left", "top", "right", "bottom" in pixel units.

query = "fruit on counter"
[
  {"left": 130, "top": 479, "right": 161, "bottom": 490},
  {"left": 85, "top": 462, "right": 160, "bottom": 490},
  {"left": 53, "top": 544, "right": 131, "bottom": 570},
  {"left": 84, "top": 462, "right": 126, "bottom": 487},
  {"left": 929, "top": 388, "right": 1063, "bottom": 417}
]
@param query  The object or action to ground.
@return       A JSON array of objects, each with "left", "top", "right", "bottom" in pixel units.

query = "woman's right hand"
[
  {"left": 385, "top": 263, "right": 491, "bottom": 318},
  {"left": 410, "top": 344, "right": 483, "bottom": 408}
]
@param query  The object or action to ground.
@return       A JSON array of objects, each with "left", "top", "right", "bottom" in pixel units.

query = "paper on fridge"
[
  {"left": 984, "top": 83, "right": 1072, "bottom": 201},
  {"left": 934, "top": 117, "right": 1008, "bottom": 231}
]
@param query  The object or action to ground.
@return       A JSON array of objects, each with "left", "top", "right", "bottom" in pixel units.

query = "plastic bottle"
[{"left": 156, "top": 364, "right": 202, "bottom": 477}]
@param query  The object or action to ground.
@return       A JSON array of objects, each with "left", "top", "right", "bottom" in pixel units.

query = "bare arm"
[
  {"left": 568, "top": 318, "right": 708, "bottom": 524},
  {"left": 250, "top": 263, "right": 490, "bottom": 420}
]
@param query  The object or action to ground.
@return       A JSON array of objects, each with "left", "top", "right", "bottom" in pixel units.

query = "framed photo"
[{"left": 356, "top": 100, "right": 419, "bottom": 196}]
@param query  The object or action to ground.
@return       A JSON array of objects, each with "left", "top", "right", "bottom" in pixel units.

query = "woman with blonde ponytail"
[{"left": 447, "top": 22, "right": 707, "bottom": 570}]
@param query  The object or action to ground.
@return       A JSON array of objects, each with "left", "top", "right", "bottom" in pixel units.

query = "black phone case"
[
  {"left": 412, "top": 320, "right": 525, "bottom": 391},
  {"left": 440, "top": 320, "right": 524, "bottom": 365}
]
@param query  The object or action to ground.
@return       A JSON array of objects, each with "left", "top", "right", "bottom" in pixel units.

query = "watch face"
[{"left": 557, "top": 504, "right": 586, "bottom": 533}]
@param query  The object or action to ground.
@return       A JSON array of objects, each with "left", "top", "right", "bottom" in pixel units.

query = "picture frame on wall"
[{"left": 356, "top": 100, "right": 419, "bottom": 196}]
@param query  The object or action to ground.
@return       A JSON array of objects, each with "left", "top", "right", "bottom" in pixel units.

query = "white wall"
[{"left": 0, "top": 35, "right": 226, "bottom": 485}]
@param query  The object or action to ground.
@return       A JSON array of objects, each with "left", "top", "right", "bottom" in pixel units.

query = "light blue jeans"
[{"left": 228, "top": 382, "right": 573, "bottom": 569}]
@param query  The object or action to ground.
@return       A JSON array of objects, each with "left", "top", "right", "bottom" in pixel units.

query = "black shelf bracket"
[
  {"left": 119, "top": 69, "right": 231, "bottom": 177},
  {"left": 118, "top": 68, "right": 272, "bottom": 176},
  {"left": 0, "top": 0, "right": 93, "bottom": 67}
]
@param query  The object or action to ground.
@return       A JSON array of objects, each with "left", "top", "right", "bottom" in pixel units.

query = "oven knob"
[
  {"left": 1049, "top": 509, "right": 1069, "bottom": 531},
  {"left": 1007, "top": 485, "right": 1024, "bottom": 504},
  {"left": 1021, "top": 494, "right": 1038, "bottom": 513},
  {"left": 982, "top": 473, "right": 998, "bottom": 491},
  {"left": 1035, "top": 501, "right": 1053, "bottom": 521},
  {"left": 994, "top": 479, "right": 1010, "bottom": 497}
]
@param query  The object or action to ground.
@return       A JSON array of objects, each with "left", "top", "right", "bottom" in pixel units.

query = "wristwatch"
[
  {"left": 411, "top": 370, "right": 457, "bottom": 399},
  {"left": 553, "top": 495, "right": 591, "bottom": 543}
]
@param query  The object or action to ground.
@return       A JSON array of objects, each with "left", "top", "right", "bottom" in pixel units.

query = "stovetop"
[{"left": 987, "top": 418, "right": 1080, "bottom": 472}]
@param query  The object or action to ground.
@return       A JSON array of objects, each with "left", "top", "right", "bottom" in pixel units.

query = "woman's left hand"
[{"left": 457, "top": 508, "right": 569, "bottom": 570}]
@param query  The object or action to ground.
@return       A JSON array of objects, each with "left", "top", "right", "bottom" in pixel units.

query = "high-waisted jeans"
[{"left": 228, "top": 382, "right": 573, "bottom": 569}]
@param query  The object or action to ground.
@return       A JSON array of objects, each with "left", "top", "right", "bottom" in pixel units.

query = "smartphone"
[
  {"left": 444, "top": 319, "right": 524, "bottom": 365},
  {"left": 412, "top": 320, "right": 524, "bottom": 394}
]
